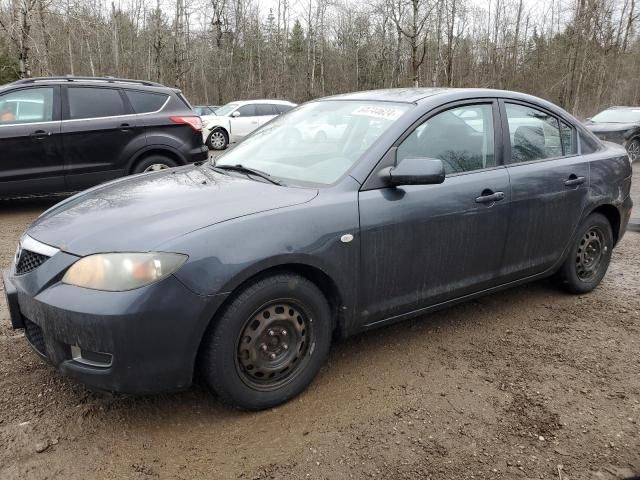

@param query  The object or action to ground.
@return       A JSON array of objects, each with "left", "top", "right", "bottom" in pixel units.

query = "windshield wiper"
[{"left": 213, "top": 164, "right": 283, "bottom": 186}]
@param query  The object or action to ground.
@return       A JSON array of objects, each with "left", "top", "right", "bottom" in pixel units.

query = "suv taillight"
[{"left": 170, "top": 116, "right": 203, "bottom": 132}]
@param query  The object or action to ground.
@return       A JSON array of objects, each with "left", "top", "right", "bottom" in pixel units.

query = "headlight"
[{"left": 62, "top": 252, "right": 188, "bottom": 291}]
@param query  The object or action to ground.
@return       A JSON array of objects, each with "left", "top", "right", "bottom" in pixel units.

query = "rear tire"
[
  {"left": 555, "top": 213, "right": 613, "bottom": 294},
  {"left": 207, "top": 128, "right": 228, "bottom": 150},
  {"left": 132, "top": 155, "right": 178, "bottom": 174},
  {"left": 199, "top": 274, "right": 332, "bottom": 410}
]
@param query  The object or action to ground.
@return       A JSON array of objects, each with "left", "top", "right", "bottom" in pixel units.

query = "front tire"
[
  {"left": 555, "top": 213, "right": 613, "bottom": 294},
  {"left": 132, "top": 155, "right": 178, "bottom": 174},
  {"left": 200, "top": 274, "right": 333, "bottom": 410},
  {"left": 626, "top": 138, "right": 640, "bottom": 163},
  {"left": 207, "top": 128, "right": 228, "bottom": 150}
]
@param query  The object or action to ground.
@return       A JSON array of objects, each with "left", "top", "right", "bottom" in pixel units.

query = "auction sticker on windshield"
[{"left": 352, "top": 105, "right": 405, "bottom": 121}]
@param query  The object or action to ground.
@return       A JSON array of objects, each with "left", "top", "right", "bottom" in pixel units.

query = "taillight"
[{"left": 170, "top": 116, "right": 202, "bottom": 132}]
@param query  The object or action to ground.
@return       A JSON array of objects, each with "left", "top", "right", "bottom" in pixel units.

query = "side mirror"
[
  {"left": 231, "top": 111, "right": 241, "bottom": 118},
  {"left": 379, "top": 158, "right": 445, "bottom": 186}
]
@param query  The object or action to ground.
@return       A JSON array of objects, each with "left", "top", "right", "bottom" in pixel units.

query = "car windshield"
[
  {"left": 591, "top": 108, "right": 640, "bottom": 123},
  {"left": 214, "top": 100, "right": 412, "bottom": 186},
  {"left": 215, "top": 103, "right": 240, "bottom": 117}
]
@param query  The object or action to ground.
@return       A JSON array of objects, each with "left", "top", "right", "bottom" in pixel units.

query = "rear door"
[
  {"left": 62, "top": 86, "right": 141, "bottom": 190},
  {"left": 500, "top": 100, "right": 589, "bottom": 279},
  {"left": 0, "top": 85, "right": 64, "bottom": 197},
  {"left": 358, "top": 100, "right": 511, "bottom": 326},
  {"left": 256, "top": 104, "right": 279, "bottom": 126}
]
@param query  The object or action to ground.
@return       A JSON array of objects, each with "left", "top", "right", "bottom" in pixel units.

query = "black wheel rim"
[
  {"left": 576, "top": 226, "right": 606, "bottom": 281},
  {"left": 235, "top": 300, "right": 314, "bottom": 391}
]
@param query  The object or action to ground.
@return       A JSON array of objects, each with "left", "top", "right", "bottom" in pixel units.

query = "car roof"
[
  {"left": 319, "top": 87, "right": 562, "bottom": 105},
  {"left": 228, "top": 99, "right": 296, "bottom": 106},
  {"left": 0, "top": 76, "right": 177, "bottom": 94}
]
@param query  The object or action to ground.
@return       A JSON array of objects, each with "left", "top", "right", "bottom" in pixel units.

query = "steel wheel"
[
  {"left": 143, "top": 163, "right": 171, "bottom": 173},
  {"left": 575, "top": 226, "right": 606, "bottom": 281},
  {"left": 627, "top": 139, "right": 640, "bottom": 162},
  {"left": 236, "top": 301, "right": 314, "bottom": 392},
  {"left": 209, "top": 130, "right": 227, "bottom": 150}
]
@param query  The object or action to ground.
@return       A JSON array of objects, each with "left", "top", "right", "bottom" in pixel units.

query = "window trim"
[
  {"left": 362, "top": 98, "right": 504, "bottom": 190},
  {"left": 0, "top": 85, "right": 61, "bottom": 127},
  {"left": 499, "top": 99, "right": 580, "bottom": 166}
]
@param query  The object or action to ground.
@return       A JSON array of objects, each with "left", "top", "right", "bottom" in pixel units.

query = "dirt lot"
[{"left": 1, "top": 171, "right": 640, "bottom": 480}]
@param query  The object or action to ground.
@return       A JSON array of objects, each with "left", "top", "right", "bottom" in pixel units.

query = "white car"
[{"left": 202, "top": 99, "right": 296, "bottom": 150}]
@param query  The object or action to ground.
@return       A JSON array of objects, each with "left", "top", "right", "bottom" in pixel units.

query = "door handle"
[
  {"left": 251, "top": 121, "right": 259, "bottom": 124},
  {"left": 564, "top": 175, "right": 585, "bottom": 187},
  {"left": 120, "top": 123, "right": 131, "bottom": 131},
  {"left": 475, "top": 190, "right": 505, "bottom": 204},
  {"left": 29, "top": 130, "right": 50, "bottom": 140}
]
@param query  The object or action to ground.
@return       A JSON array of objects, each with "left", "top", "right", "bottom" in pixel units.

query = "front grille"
[
  {"left": 15, "top": 249, "right": 49, "bottom": 275},
  {"left": 24, "top": 318, "right": 47, "bottom": 356}
]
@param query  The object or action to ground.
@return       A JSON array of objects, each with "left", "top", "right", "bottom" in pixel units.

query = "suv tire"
[
  {"left": 555, "top": 213, "right": 613, "bottom": 294},
  {"left": 133, "top": 155, "right": 178, "bottom": 174},
  {"left": 199, "top": 274, "right": 332, "bottom": 410}
]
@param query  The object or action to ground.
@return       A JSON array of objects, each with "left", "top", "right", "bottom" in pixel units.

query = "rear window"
[
  {"left": 68, "top": 87, "right": 125, "bottom": 120},
  {"left": 277, "top": 104, "right": 294, "bottom": 114},
  {"left": 126, "top": 90, "right": 168, "bottom": 114}
]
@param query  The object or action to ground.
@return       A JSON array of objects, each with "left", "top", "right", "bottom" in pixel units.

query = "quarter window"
[
  {"left": 125, "top": 90, "right": 168, "bottom": 114},
  {"left": 505, "top": 103, "right": 562, "bottom": 163},
  {"left": 397, "top": 103, "right": 496, "bottom": 174},
  {"left": 0, "top": 88, "right": 54, "bottom": 124},
  {"left": 68, "top": 87, "right": 125, "bottom": 120}
]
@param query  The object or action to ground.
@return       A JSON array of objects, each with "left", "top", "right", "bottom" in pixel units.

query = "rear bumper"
[
  {"left": 3, "top": 267, "right": 227, "bottom": 394},
  {"left": 188, "top": 143, "right": 209, "bottom": 163}
]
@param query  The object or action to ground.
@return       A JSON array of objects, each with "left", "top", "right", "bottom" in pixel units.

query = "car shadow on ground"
[{"left": 63, "top": 278, "right": 560, "bottom": 420}]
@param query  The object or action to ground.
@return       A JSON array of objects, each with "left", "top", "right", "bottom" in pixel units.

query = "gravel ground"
[{"left": 0, "top": 166, "right": 639, "bottom": 480}]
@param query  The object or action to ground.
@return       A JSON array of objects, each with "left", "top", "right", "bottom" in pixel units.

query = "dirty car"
[{"left": 3, "top": 88, "right": 634, "bottom": 410}]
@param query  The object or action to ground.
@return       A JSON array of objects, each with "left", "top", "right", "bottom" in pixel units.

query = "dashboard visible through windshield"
[{"left": 213, "top": 100, "right": 412, "bottom": 186}]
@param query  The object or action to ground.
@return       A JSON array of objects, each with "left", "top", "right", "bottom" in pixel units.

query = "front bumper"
[{"left": 3, "top": 258, "right": 227, "bottom": 394}]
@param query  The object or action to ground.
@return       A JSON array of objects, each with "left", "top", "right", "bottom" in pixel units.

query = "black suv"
[{"left": 0, "top": 76, "right": 209, "bottom": 198}]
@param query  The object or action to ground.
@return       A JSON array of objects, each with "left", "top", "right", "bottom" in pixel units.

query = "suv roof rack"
[{"left": 11, "top": 76, "right": 164, "bottom": 87}]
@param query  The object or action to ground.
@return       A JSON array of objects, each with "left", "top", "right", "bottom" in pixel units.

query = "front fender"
[{"left": 163, "top": 187, "right": 361, "bottom": 332}]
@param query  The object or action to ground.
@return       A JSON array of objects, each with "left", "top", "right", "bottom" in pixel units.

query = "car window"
[
  {"left": 68, "top": 87, "right": 125, "bottom": 120},
  {"left": 256, "top": 104, "right": 277, "bottom": 116},
  {"left": 560, "top": 120, "right": 577, "bottom": 155},
  {"left": 236, "top": 105, "right": 257, "bottom": 117},
  {"left": 277, "top": 104, "right": 294, "bottom": 114},
  {"left": 125, "top": 90, "right": 168, "bottom": 114},
  {"left": 0, "top": 88, "right": 54, "bottom": 124},
  {"left": 397, "top": 103, "right": 496, "bottom": 175},
  {"left": 506, "top": 103, "right": 563, "bottom": 163}
]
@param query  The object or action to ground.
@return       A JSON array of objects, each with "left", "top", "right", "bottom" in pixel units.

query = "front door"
[
  {"left": 0, "top": 86, "right": 64, "bottom": 197},
  {"left": 358, "top": 101, "right": 511, "bottom": 327},
  {"left": 62, "top": 86, "right": 139, "bottom": 190},
  {"left": 499, "top": 100, "right": 590, "bottom": 280}
]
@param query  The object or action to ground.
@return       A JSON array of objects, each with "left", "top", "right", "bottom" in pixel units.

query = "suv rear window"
[
  {"left": 68, "top": 87, "right": 125, "bottom": 120},
  {"left": 126, "top": 90, "right": 168, "bottom": 114}
]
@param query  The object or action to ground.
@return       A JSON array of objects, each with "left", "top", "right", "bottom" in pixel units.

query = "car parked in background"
[
  {"left": 3, "top": 88, "right": 633, "bottom": 410},
  {"left": 202, "top": 99, "right": 296, "bottom": 150},
  {"left": 0, "top": 76, "right": 208, "bottom": 199},
  {"left": 585, "top": 106, "right": 640, "bottom": 162},
  {"left": 194, "top": 105, "right": 219, "bottom": 124}
]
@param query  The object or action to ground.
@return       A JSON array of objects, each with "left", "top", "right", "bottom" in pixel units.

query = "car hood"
[
  {"left": 585, "top": 122, "right": 638, "bottom": 133},
  {"left": 27, "top": 165, "right": 318, "bottom": 256}
]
